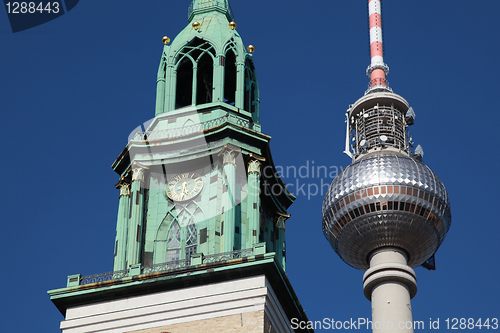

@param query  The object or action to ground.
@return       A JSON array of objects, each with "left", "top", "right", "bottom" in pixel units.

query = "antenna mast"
[{"left": 367, "top": 0, "right": 390, "bottom": 92}]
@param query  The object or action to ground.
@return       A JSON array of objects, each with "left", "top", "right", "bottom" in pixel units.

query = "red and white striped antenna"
[{"left": 366, "top": 0, "right": 390, "bottom": 92}]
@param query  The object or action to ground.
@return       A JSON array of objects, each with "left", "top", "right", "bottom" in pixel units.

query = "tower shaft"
[{"left": 363, "top": 248, "right": 417, "bottom": 333}]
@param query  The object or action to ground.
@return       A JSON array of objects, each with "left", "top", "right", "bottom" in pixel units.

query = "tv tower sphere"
[
  {"left": 322, "top": 93, "right": 452, "bottom": 271},
  {"left": 323, "top": 0, "right": 452, "bottom": 272}
]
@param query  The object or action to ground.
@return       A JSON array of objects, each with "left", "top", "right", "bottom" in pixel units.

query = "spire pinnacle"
[{"left": 188, "top": 0, "right": 234, "bottom": 22}]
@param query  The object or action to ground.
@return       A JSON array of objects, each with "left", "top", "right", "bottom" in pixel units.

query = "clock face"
[{"left": 166, "top": 172, "right": 203, "bottom": 202}]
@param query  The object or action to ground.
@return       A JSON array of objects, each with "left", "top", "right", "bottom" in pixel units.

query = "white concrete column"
[{"left": 363, "top": 247, "right": 417, "bottom": 333}]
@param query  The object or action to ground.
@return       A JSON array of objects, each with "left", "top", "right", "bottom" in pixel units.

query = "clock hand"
[{"left": 182, "top": 181, "right": 189, "bottom": 194}]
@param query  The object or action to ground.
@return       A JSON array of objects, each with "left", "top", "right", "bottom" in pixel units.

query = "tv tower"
[{"left": 322, "top": 1, "right": 451, "bottom": 332}]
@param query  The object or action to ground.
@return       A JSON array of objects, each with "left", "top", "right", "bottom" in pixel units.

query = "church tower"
[{"left": 48, "top": 1, "right": 312, "bottom": 332}]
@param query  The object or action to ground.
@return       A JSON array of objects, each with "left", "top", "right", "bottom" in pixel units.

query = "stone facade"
[
  {"left": 56, "top": 274, "right": 294, "bottom": 333},
  {"left": 129, "top": 310, "right": 268, "bottom": 333}
]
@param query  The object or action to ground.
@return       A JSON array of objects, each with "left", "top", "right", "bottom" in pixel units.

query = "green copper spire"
[
  {"left": 188, "top": 0, "right": 233, "bottom": 22},
  {"left": 109, "top": 0, "right": 289, "bottom": 276},
  {"left": 48, "top": 4, "right": 308, "bottom": 330},
  {"left": 104, "top": 0, "right": 292, "bottom": 274},
  {"left": 155, "top": 0, "right": 259, "bottom": 123}
]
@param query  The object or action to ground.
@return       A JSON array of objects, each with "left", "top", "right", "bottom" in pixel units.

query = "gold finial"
[
  {"left": 247, "top": 45, "right": 255, "bottom": 54},
  {"left": 162, "top": 36, "right": 170, "bottom": 45},
  {"left": 192, "top": 21, "right": 201, "bottom": 30},
  {"left": 229, "top": 21, "right": 237, "bottom": 30}
]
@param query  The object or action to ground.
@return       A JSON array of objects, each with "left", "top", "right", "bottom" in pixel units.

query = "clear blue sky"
[{"left": 1, "top": 1, "right": 499, "bottom": 331}]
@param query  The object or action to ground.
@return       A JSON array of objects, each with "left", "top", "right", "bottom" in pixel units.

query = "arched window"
[
  {"left": 155, "top": 201, "right": 205, "bottom": 264},
  {"left": 166, "top": 221, "right": 181, "bottom": 262},
  {"left": 162, "top": 215, "right": 199, "bottom": 263},
  {"left": 176, "top": 209, "right": 198, "bottom": 262},
  {"left": 185, "top": 218, "right": 197, "bottom": 259},
  {"left": 244, "top": 59, "right": 257, "bottom": 113},
  {"left": 174, "top": 38, "right": 215, "bottom": 109},
  {"left": 224, "top": 50, "right": 236, "bottom": 105},
  {"left": 175, "top": 58, "right": 193, "bottom": 109},
  {"left": 197, "top": 53, "right": 213, "bottom": 104}
]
